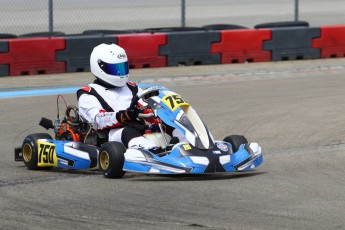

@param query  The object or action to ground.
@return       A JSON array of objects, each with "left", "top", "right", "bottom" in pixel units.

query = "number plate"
[
  {"left": 37, "top": 140, "right": 58, "bottom": 167},
  {"left": 162, "top": 94, "right": 190, "bottom": 111}
]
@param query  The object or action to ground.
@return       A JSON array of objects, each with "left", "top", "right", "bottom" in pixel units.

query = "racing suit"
[{"left": 77, "top": 80, "right": 158, "bottom": 149}]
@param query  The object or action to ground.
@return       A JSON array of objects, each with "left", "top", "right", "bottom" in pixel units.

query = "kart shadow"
[
  {"left": 14, "top": 166, "right": 101, "bottom": 176},
  {"left": 49, "top": 168, "right": 101, "bottom": 175},
  {"left": 127, "top": 170, "right": 266, "bottom": 181},
  {"left": 15, "top": 166, "right": 266, "bottom": 180}
]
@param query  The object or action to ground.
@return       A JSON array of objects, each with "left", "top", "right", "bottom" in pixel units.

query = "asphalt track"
[{"left": 1, "top": 58, "right": 345, "bottom": 229}]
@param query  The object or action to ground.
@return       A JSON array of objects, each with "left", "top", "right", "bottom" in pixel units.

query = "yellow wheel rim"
[
  {"left": 22, "top": 143, "right": 33, "bottom": 163},
  {"left": 100, "top": 151, "right": 110, "bottom": 171}
]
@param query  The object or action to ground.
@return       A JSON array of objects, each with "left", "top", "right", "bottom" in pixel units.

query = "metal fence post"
[
  {"left": 181, "top": 0, "right": 185, "bottom": 27},
  {"left": 49, "top": 0, "right": 53, "bottom": 32},
  {"left": 294, "top": 0, "right": 299, "bottom": 21}
]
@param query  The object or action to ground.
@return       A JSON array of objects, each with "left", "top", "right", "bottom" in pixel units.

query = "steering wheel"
[{"left": 131, "top": 86, "right": 166, "bottom": 119}]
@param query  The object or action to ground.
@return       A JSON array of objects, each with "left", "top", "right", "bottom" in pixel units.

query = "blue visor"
[{"left": 98, "top": 60, "right": 129, "bottom": 76}]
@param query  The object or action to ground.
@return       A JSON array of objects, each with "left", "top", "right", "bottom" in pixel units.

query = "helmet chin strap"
[{"left": 93, "top": 78, "right": 118, "bottom": 89}]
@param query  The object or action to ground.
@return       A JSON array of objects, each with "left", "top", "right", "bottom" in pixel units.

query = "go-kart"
[{"left": 14, "top": 85, "right": 263, "bottom": 178}]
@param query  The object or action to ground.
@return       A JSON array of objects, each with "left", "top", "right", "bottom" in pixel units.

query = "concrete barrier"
[
  {"left": 313, "top": 25, "right": 345, "bottom": 58},
  {"left": 117, "top": 33, "right": 167, "bottom": 68},
  {"left": 0, "top": 37, "right": 65, "bottom": 76},
  {"left": 263, "top": 27, "right": 320, "bottom": 61},
  {"left": 1, "top": 24, "right": 345, "bottom": 77},
  {"left": 56, "top": 35, "right": 116, "bottom": 73},
  {"left": 159, "top": 31, "right": 221, "bottom": 66},
  {"left": 211, "top": 28, "right": 271, "bottom": 63}
]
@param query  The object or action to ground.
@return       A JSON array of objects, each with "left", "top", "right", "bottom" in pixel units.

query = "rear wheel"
[
  {"left": 223, "top": 135, "right": 248, "bottom": 152},
  {"left": 99, "top": 142, "right": 126, "bottom": 179},
  {"left": 22, "top": 133, "right": 53, "bottom": 170}
]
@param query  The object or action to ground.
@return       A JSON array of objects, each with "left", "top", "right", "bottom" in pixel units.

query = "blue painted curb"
[{"left": 0, "top": 82, "right": 157, "bottom": 99}]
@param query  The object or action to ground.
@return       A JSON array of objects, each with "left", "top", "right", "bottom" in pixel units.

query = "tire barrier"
[
  {"left": 18, "top": 31, "right": 66, "bottom": 38},
  {"left": 0, "top": 34, "right": 17, "bottom": 39},
  {"left": 312, "top": 25, "right": 345, "bottom": 58},
  {"left": 202, "top": 24, "right": 248, "bottom": 31},
  {"left": 82, "top": 30, "right": 137, "bottom": 36},
  {"left": 144, "top": 27, "right": 206, "bottom": 33},
  {"left": 211, "top": 29, "right": 271, "bottom": 64},
  {"left": 254, "top": 21, "right": 309, "bottom": 29},
  {"left": 1, "top": 24, "right": 345, "bottom": 77}
]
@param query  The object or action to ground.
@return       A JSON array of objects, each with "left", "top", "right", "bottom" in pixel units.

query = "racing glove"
[{"left": 116, "top": 106, "right": 139, "bottom": 124}]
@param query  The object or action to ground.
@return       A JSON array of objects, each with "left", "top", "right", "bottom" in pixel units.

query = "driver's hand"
[
  {"left": 116, "top": 106, "right": 139, "bottom": 123},
  {"left": 130, "top": 95, "right": 139, "bottom": 108}
]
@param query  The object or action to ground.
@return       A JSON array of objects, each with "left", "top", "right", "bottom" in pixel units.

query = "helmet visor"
[{"left": 98, "top": 60, "right": 129, "bottom": 77}]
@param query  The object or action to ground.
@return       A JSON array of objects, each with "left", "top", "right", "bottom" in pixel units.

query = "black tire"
[
  {"left": 144, "top": 27, "right": 206, "bottom": 33},
  {"left": 18, "top": 32, "right": 65, "bottom": 38},
  {"left": 82, "top": 30, "right": 135, "bottom": 35},
  {"left": 99, "top": 142, "right": 126, "bottom": 179},
  {"left": 202, "top": 24, "right": 247, "bottom": 31},
  {"left": 254, "top": 21, "right": 309, "bottom": 29},
  {"left": 223, "top": 135, "right": 248, "bottom": 152},
  {"left": 0, "top": 33, "right": 17, "bottom": 39},
  {"left": 22, "top": 133, "right": 53, "bottom": 170}
]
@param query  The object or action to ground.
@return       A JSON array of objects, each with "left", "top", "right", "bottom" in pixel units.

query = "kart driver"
[{"left": 77, "top": 43, "right": 162, "bottom": 152}]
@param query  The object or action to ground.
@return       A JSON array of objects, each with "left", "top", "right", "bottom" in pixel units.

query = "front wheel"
[
  {"left": 99, "top": 142, "right": 126, "bottom": 179},
  {"left": 22, "top": 133, "right": 53, "bottom": 170},
  {"left": 223, "top": 135, "right": 248, "bottom": 152}
]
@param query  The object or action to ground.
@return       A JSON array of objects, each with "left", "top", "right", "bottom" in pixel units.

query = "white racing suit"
[{"left": 77, "top": 81, "right": 158, "bottom": 150}]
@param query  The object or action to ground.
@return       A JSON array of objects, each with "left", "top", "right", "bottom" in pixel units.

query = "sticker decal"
[
  {"left": 37, "top": 140, "right": 58, "bottom": 167},
  {"left": 212, "top": 150, "right": 221, "bottom": 154},
  {"left": 117, "top": 53, "right": 127, "bottom": 59},
  {"left": 183, "top": 144, "right": 192, "bottom": 151},
  {"left": 216, "top": 142, "right": 229, "bottom": 152},
  {"left": 162, "top": 94, "right": 190, "bottom": 111}
]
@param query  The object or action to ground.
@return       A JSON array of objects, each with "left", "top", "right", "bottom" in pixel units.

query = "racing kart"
[{"left": 14, "top": 86, "right": 263, "bottom": 178}]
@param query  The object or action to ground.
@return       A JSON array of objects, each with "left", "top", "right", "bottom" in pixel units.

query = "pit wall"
[{"left": 1, "top": 24, "right": 345, "bottom": 77}]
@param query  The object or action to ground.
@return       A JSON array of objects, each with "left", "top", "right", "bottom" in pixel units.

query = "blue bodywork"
[
  {"left": 43, "top": 139, "right": 99, "bottom": 170},
  {"left": 122, "top": 86, "right": 263, "bottom": 174},
  {"left": 123, "top": 142, "right": 263, "bottom": 174}
]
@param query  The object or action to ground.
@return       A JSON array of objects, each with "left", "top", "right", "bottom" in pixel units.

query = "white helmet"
[{"left": 90, "top": 43, "right": 129, "bottom": 87}]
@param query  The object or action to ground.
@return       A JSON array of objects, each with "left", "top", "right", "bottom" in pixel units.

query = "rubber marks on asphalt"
[{"left": 141, "top": 64, "right": 345, "bottom": 86}]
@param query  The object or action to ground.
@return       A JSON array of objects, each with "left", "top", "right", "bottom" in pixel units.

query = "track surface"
[{"left": 1, "top": 59, "right": 345, "bottom": 229}]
